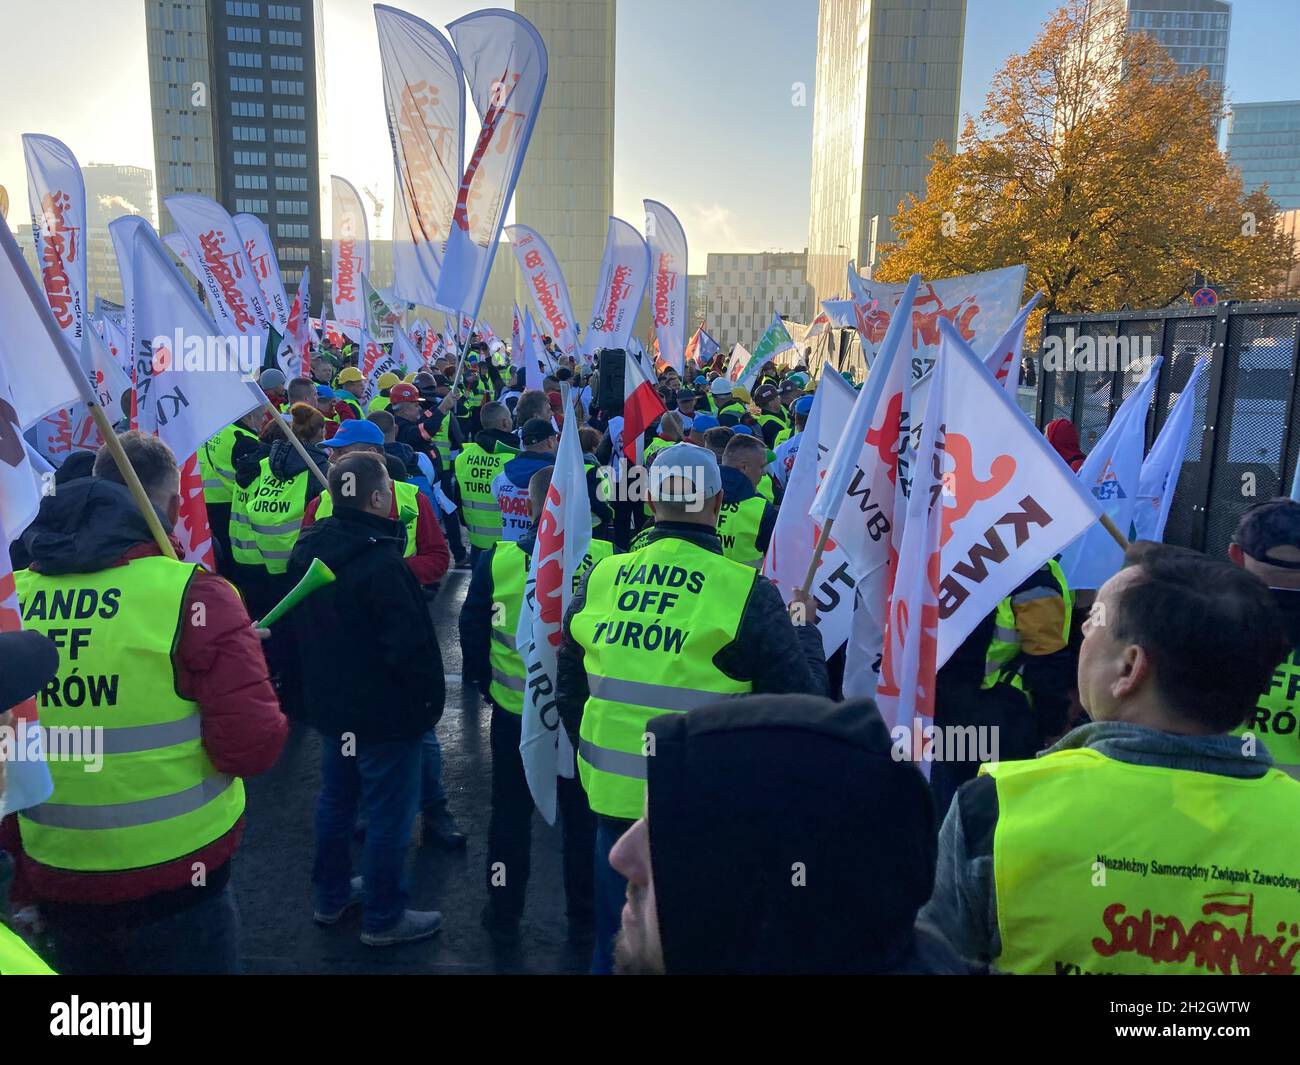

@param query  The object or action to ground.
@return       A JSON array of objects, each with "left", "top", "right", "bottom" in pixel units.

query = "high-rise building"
[
  {"left": 704, "top": 251, "right": 814, "bottom": 351},
  {"left": 83, "top": 164, "right": 156, "bottom": 304},
  {"left": 146, "top": 0, "right": 325, "bottom": 306},
  {"left": 1227, "top": 101, "right": 1300, "bottom": 211},
  {"left": 1070, "top": 1, "right": 1231, "bottom": 133},
  {"left": 805, "top": 0, "right": 966, "bottom": 309},
  {"left": 512, "top": 0, "right": 616, "bottom": 323}
]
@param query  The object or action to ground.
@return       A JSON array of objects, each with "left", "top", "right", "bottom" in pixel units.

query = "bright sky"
[{"left": 1, "top": 0, "right": 1297, "bottom": 273}]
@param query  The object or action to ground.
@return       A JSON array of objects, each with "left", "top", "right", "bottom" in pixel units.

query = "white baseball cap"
[{"left": 648, "top": 443, "right": 723, "bottom": 503}]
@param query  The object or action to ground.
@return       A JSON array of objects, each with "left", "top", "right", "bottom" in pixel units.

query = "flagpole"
[
  {"left": 257, "top": 394, "right": 329, "bottom": 491},
  {"left": 798, "top": 518, "right": 835, "bottom": 597},
  {"left": 448, "top": 310, "right": 480, "bottom": 393},
  {"left": 1099, "top": 513, "right": 1129, "bottom": 550},
  {"left": 8, "top": 235, "right": 178, "bottom": 560}
]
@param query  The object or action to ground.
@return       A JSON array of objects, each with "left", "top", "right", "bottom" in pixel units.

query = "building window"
[
  {"left": 231, "top": 101, "right": 265, "bottom": 117},
  {"left": 276, "top": 199, "right": 308, "bottom": 215},
  {"left": 274, "top": 152, "right": 307, "bottom": 168},
  {"left": 274, "top": 128, "right": 306, "bottom": 144},
  {"left": 270, "top": 54, "right": 303, "bottom": 71},
  {"left": 235, "top": 198, "right": 268, "bottom": 213},
  {"left": 279, "top": 246, "right": 311, "bottom": 261},
  {"left": 275, "top": 175, "right": 308, "bottom": 191},
  {"left": 226, "top": 1, "right": 261, "bottom": 15},
  {"left": 227, "top": 25, "right": 261, "bottom": 43},
  {"left": 234, "top": 151, "right": 267, "bottom": 166},
  {"left": 268, "top": 4, "right": 302, "bottom": 21},
  {"left": 271, "top": 79, "right": 304, "bottom": 96},
  {"left": 228, "top": 51, "right": 263, "bottom": 68},
  {"left": 230, "top": 76, "right": 264, "bottom": 93},
  {"left": 232, "top": 126, "right": 266, "bottom": 141},
  {"left": 235, "top": 174, "right": 268, "bottom": 190},
  {"left": 272, "top": 103, "right": 305, "bottom": 120},
  {"left": 269, "top": 29, "right": 303, "bottom": 46},
  {"left": 277, "top": 223, "right": 309, "bottom": 238}
]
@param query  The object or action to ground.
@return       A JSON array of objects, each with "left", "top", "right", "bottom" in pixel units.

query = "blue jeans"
[
  {"left": 591, "top": 815, "right": 633, "bottom": 975},
  {"left": 313, "top": 734, "right": 422, "bottom": 933},
  {"left": 44, "top": 881, "right": 240, "bottom": 975},
  {"left": 420, "top": 727, "right": 446, "bottom": 809}
]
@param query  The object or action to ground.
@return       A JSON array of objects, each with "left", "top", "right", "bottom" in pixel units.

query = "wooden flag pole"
[
  {"left": 798, "top": 518, "right": 836, "bottom": 598},
  {"left": 84, "top": 402, "right": 179, "bottom": 561},
  {"left": 6, "top": 221, "right": 179, "bottom": 561},
  {"left": 259, "top": 396, "right": 329, "bottom": 491},
  {"left": 1099, "top": 513, "right": 1129, "bottom": 551}
]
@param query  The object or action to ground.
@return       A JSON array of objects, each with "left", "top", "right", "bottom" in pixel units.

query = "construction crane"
[{"left": 362, "top": 185, "right": 385, "bottom": 221}]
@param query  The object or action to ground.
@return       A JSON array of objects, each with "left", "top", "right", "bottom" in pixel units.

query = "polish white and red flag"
[{"left": 621, "top": 344, "right": 666, "bottom": 466}]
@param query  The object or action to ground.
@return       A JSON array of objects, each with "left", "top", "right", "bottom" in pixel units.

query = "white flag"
[
  {"left": 876, "top": 320, "right": 1101, "bottom": 757},
  {"left": 165, "top": 194, "right": 273, "bottom": 353},
  {"left": 505, "top": 224, "right": 581, "bottom": 363},
  {"left": 1134, "top": 358, "right": 1205, "bottom": 543},
  {"left": 1060, "top": 358, "right": 1164, "bottom": 589},
  {"left": 437, "top": 9, "right": 548, "bottom": 320},
  {"left": 519, "top": 391, "right": 590, "bottom": 822},
  {"left": 761, "top": 371, "right": 859, "bottom": 657},
  {"left": 644, "top": 200, "right": 688, "bottom": 374},
  {"left": 235, "top": 213, "right": 291, "bottom": 332},
  {"left": 585, "top": 217, "right": 650, "bottom": 359},
  {"left": 0, "top": 213, "right": 86, "bottom": 438},
  {"left": 131, "top": 220, "right": 264, "bottom": 565},
  {"left": 983, "top": 292, "right": 1042, "bottom": 399},
  {"left": 331, "top": 176, "right": 371, "bottom": 342},
  {"left": 360, "top": 330, "right": 401, "bottom": 407},
  {"left": 376, "top": 4, "right": 465, "bottom": 312}
]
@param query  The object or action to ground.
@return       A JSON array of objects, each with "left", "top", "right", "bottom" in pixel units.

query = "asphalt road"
[{"left": 232, "top": 569, "right": 589, "bottom": 975}]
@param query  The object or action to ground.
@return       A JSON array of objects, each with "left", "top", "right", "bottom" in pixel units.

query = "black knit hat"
[{"left": 645, "top": 695, "right": 938, "bottom": 975}]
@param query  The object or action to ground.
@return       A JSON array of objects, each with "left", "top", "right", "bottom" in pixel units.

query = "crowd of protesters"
[{"left": 3, "top": 328, "right": 1300, "bottom": 979}]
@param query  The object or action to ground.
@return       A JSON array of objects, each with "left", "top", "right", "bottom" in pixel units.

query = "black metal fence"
[{"left": 1036, "top": 300, "right": 1300, "bottom": 558}]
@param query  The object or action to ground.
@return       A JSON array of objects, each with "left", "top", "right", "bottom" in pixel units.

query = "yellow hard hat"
[
  {"left": 336, "top": 366, "right": 364, "bottom": 385},
  {"left": 733, "top": 385, "right": 752, "bottom": 404},
  {"left": 377, "top": 371, "right": 401, "bottom": 390}
]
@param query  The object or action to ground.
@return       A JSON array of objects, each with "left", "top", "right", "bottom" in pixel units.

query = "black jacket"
[
  {"left": 288, "top": 507, "right": 445, "bottom": 742},
  {"left": 556, "top": 522, "right": 828, "bottom": 745}
]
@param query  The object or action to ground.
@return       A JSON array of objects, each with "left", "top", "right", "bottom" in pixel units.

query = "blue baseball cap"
[
  {"left": 731, "top": 423, "right": 755, "bottom": 436},
  {"left": 321, "top": 419, "right": 385, "bottom": 448},
  {"left": 691, "top": 411, "right": 719, "bottom": 433},
  {"left": 315, "top": 384, "right": 335, "bottom": 400},
  {"left": 793, "top": 395, "right": 814, "bottom": 416}
]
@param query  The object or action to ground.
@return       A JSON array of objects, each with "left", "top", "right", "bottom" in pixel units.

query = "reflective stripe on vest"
[
  {"left": 1238, "top": 648, "right": 1300, "bottom": 772},
  {"left": 314, "top": 480, "right": 420, "bottom": 558},
  {"left": 985, "top": 748, "right": 1300, "bottom": 975},
  {"left": 199, "top": 423, "right": 256, "bottom": 504},
  {"left": 982, "top": 559, "right": 1072, "bottom": 691},
  {"left": 0, "top": 923, "right": 55, "bottom": 975},
  {"left": 228, "top": 474, "right": 262, "bottom": 567},
  {"left": 715, "top": 497, "right": 765, "bottom": 567},
  {"left": 454, "top": 444, "right": 510, "bottom": 548},
  {"left": 14, "top": 557, "right": 246, "bottom": 872},
  {"left": 248, "top": 457, "right": 310, "bottom": 575},
  {"left": 570, "top": 537, "right": 756, "bottom": 819},
  {"left": 489, "top": 541, "right": 529, "bottom": 714}
]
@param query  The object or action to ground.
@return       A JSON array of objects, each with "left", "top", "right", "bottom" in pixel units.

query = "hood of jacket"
[
  {"left": 500, "top": 449, "right": 555, "bottom": 490},
  {"left": 289, "top": 506, "right": 407, "bottom": 575},
  {"left": 475, "top": 428, "right": 520, "bottom": 456},
  {"left": 1045, "top": 418, "right": 1085, "bottom": 471},
  {"left": 645, "top": 695, "right": 936, "bottom": 974},
  {"left": 21, "top": 478, "right": 166, "bottom": 576},
  {"left": 719, "top": 465, "right": 757, "bottom": 504},
  {"left": 268, "top": 436, "right": 328, "bottom": 481}
]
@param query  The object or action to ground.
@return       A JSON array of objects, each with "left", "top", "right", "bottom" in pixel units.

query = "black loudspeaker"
[{"left": 594, "top": 348, "right": 626, "bottom": 415}]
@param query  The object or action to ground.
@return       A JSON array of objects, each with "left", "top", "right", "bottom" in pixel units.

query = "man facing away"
[
  {"left": 3, "top": 432, "right": 286, "bottom": 974},
  {"left": 289, "top": 453, "right": 447, "bottom": 946}
]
